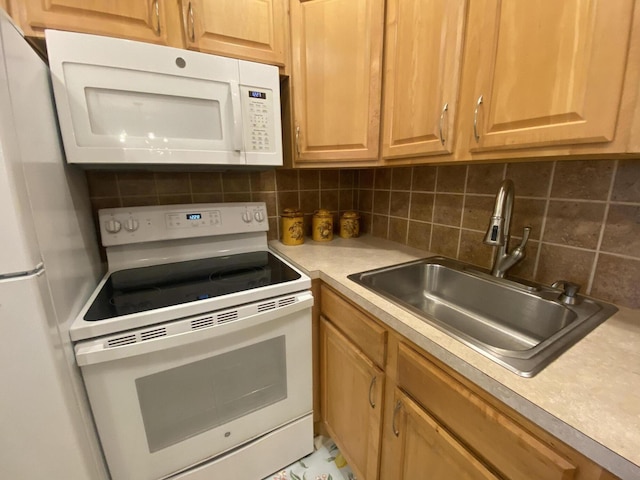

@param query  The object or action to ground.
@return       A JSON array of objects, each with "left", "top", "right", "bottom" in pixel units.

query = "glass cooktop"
[{"left": 84, "top": 251, "right": 301, "bottom": 321}]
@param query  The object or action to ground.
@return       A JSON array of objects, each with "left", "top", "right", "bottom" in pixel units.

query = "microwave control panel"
[{"left": 240, "top": 86, "right": 275, "bottom": 153}]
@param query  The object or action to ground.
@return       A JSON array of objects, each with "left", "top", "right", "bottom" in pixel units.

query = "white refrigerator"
[{"left": 0, "top": 11, "right": 109, "bottom": 479}]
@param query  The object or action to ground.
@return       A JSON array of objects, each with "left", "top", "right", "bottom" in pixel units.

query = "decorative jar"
[
  {"left": 280, "top": 208, "right": 304, "bottom": 245},
  {"left": 312, "top": 209, "right": 333, "bottom": 242},
  {"left": 339, "top": 211, "right": 360, "bottom": 238}
]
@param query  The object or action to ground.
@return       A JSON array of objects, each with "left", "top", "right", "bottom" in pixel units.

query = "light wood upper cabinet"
[
  {"left": 181, "top": 0, "right": 286, "bottom": 65},
  {"left": 386, "top": 389, "right": 500, "bottom": 480},
  {"left": 381, "top": 0, "right": 466, "bottom": 160},
  {"left": 461, "top": 0, "right": 634, "bottom": 153},
  {"left": 9, "top": 0, "right": 178, "bottom": 45},
  {"left": 8, "top": 0, "right": 288, "bottom": 67},
  {"left": 290, "top": 0, "right": 385, "bottom": 164}
]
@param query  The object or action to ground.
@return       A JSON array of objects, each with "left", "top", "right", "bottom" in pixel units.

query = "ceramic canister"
[
  {"left": 280, "top": 208, "right": 304, "bottom": 245},
  {"left": 339, "top": 210, "right": 360, "bottom": 238},
  {"left": 312, "top": 209, "right": 333, "bottom": 242}
]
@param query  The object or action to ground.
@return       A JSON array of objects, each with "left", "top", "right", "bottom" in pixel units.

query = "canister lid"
[
  {"left": 341, "top": 210, "right": 360, "bottom": 219},
  {"left": 281, "top": 208, "right": 303, "bottom": 218},
  {"left": 313, "top": 209, "right": 332, "bottom": 218}
]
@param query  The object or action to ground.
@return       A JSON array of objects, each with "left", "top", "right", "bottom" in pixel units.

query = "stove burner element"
[{"left": 84, "top": 251, "right": 301, "bottom": 321}]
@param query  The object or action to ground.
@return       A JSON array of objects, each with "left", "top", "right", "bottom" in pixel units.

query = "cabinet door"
[
  {"left": 10, "top": 0, "right": 175, "bottom": 44},
  {"left": 320, "top": 317, "right": 384, "bottom": 480},
  {"left": 182, "top": 0, "right": 285, "bottom": 66},
  {"left": 462, "top": 0, "right": 633, "bottom": 152},
  {"left": 290, "top": 0, "right": 384, "bottom": 163},
  {"left": 387, "top": 389, "right": 500, "bottom": 480},
  {"left": 382, "top": 0, "right": 466, "bottom": 160}
]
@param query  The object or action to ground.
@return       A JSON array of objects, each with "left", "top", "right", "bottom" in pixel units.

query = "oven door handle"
[{"left": 75, "top": 292, "right": 313, "bottom": 367}]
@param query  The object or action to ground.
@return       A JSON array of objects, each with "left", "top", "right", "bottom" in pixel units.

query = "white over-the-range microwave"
[{"left": 45, "top": 30, "right": 282, "bottom": 168}]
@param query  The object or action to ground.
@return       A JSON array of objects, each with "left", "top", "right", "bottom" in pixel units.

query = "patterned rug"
[{"left": 263, "top": 436, "right": 356, "bottom": 480}]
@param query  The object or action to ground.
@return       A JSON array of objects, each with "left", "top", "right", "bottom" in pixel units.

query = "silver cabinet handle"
[
  {"left": 187, "top": 1, "right": 195, "bottom": 42},
  {"left": 438, "top": 103, "right": 448, "bottom": 146},
  {"left": 295, "top": 125, "right": 301, "bottom": 157},
  {"left": 152, "top": 0, "right": 161, "bottom": 36},
  {"left": 473, "top": 95, "right": 483, "bottom": 143},
  {"left": 392, "top": 400, "right": 401, "bottom": 436},
  {"left": 368, "top": 376, "right": 377, "bottom": 408}
]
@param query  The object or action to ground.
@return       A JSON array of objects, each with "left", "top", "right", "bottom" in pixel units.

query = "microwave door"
[{"left": 54, "top": 63, "right": 246, "bottom": 166}]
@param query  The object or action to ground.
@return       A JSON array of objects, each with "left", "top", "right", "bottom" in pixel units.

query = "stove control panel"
[{"left": 98, "top": 203, "right": 268, "bottom": 247}]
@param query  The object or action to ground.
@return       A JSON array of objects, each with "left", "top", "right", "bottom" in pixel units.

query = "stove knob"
[
  {"left": 124, "top": 218, "right": 139, "bottom": 232},
  {"left": 254, "top": 210, "right": 265, "bottom": 222},
  {"left": 105, "top": 219, "right": 121, "bottom": 233},
  {"left": 242, "top": 211, "right": 253, "bottom": 223}
]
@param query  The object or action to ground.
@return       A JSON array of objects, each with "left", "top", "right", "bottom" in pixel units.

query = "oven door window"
[{"left": 135, "top": 336, "right": 287, "bottom": 453}]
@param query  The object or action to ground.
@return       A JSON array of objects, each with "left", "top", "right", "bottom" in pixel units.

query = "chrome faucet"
[{"left": 483, "top": 179, "right": 531, "bottom": 278}]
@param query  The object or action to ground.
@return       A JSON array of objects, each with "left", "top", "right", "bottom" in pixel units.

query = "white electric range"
[{"left": 71, "top": 202, "right": 313, "bottom": 480}]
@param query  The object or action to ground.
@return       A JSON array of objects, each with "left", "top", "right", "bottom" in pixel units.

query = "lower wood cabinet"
[
  {"left": 392, "top": 342, "right": 577, "bottom": 480},
  {"left": 320, "top": 318, "right": 384, "bottom": 480},
  {"left": 386, "top": 388, "right": 499, "bottom": 480},
  {"left": 317, "top": 283, "right": 620, "bottom": 480}
]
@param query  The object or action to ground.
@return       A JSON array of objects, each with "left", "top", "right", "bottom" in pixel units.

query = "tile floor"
[{"left": 263, "top": 436, "right": 356, "bottom": 480}]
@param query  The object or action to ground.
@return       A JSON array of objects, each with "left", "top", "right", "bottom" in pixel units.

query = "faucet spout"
[{"left": 484, "top": 179, "right": 530, "bottom": 278}]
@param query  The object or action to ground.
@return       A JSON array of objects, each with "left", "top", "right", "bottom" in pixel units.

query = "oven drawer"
[{"left": 77, "top": 292, "right": 313, "bottom": 480}]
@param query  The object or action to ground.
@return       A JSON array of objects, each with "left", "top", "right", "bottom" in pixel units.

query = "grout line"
[
  {"left": 428, "top": 168, "right": 438, "bottom": 251},
  {"left": 457, "top": 165, "right": 470, "bottom": 259},
  {"left": 114, "top": 173, "right": 123, "bottom": 207},
  {"left": 532, "top": 160, "right": 556, "bottom": 279},
  {"left": 405, "top": 167, "right": 414, "bottom": 245},
  {"left": 587, "top": 160, "right": 619, "bottom": 294},
  {"left": 188, "top": 172, "right": 195, "bottom": 203}
]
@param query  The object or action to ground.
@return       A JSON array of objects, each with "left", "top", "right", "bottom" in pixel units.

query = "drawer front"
[
  {"left": 320, "top": 285, "right": 387, "bottom": 367},
  {"left": 397, "top": 342, "right": 576, "bottom": 480}
]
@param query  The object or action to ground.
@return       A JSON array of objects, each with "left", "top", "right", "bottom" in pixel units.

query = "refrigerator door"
[
  {"left": 0, "top": 13, "right": 43, "bottom": 275},
  {"left": 0, "top": 12, "right": 108, "bottom": 480},
  {"left": 1, "top": 10, "right": 102, "bottom": 329},
  {"left": 0, "top": 272, "right": 103, "bottom": 479}
]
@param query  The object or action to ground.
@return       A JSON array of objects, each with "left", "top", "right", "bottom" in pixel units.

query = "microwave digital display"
[
  {"left": 186, "top": 213, "right": 202, "bottom": 220},
  {"left": 249, "top": 90, "right": 267, "bottom": 100}
]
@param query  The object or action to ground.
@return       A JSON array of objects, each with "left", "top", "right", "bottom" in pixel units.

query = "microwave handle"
[
  {"left": 230, "top": 80, "right": 243, "bottom": 152},
  {"left": 75, "top": 292, "right": 313, "bottom": 366}
]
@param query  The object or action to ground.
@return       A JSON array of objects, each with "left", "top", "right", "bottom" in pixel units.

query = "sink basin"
[{"left": 348, "top": 257, "right": 617, "bottom": 377}]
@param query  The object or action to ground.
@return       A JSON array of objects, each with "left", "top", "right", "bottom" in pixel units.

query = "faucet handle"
[{"left": 519, "top": 226, "right": 531, "bottom": 247}]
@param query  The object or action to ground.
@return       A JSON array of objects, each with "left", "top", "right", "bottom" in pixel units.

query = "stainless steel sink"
[{"left": 348, "top": 257, "right": 617, "bottom": 377}]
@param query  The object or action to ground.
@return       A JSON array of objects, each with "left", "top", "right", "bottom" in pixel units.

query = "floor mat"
[{"left": 264, "top": 436, "right": 356, "bottom": 480}]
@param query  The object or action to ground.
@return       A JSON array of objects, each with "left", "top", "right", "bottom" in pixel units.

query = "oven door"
[{"left": 75, "top": 292, "right": 313, "bottom": 480}]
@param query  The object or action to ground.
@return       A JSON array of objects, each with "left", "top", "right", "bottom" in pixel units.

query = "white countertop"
[{"left": 270, "top": 235, "right": 640, "bottom": 480}]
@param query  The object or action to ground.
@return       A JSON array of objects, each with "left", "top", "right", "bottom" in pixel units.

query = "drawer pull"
[
  {"left": 392, "top": 400, "right": 402, "bottom": 436},
  {"left": 368, "top": 376, "right": 377, "bottom": 408}
]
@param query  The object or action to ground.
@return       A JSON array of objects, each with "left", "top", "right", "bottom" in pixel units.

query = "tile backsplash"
[
  {"left": 85, "top": 169, "right": 357, "bottom": 243},
  {"left": 85, "top": 158, "right": 639, "bottom": 310},
  {"left": 355, "top": 159, "right": 640, "bottom": 310}
]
